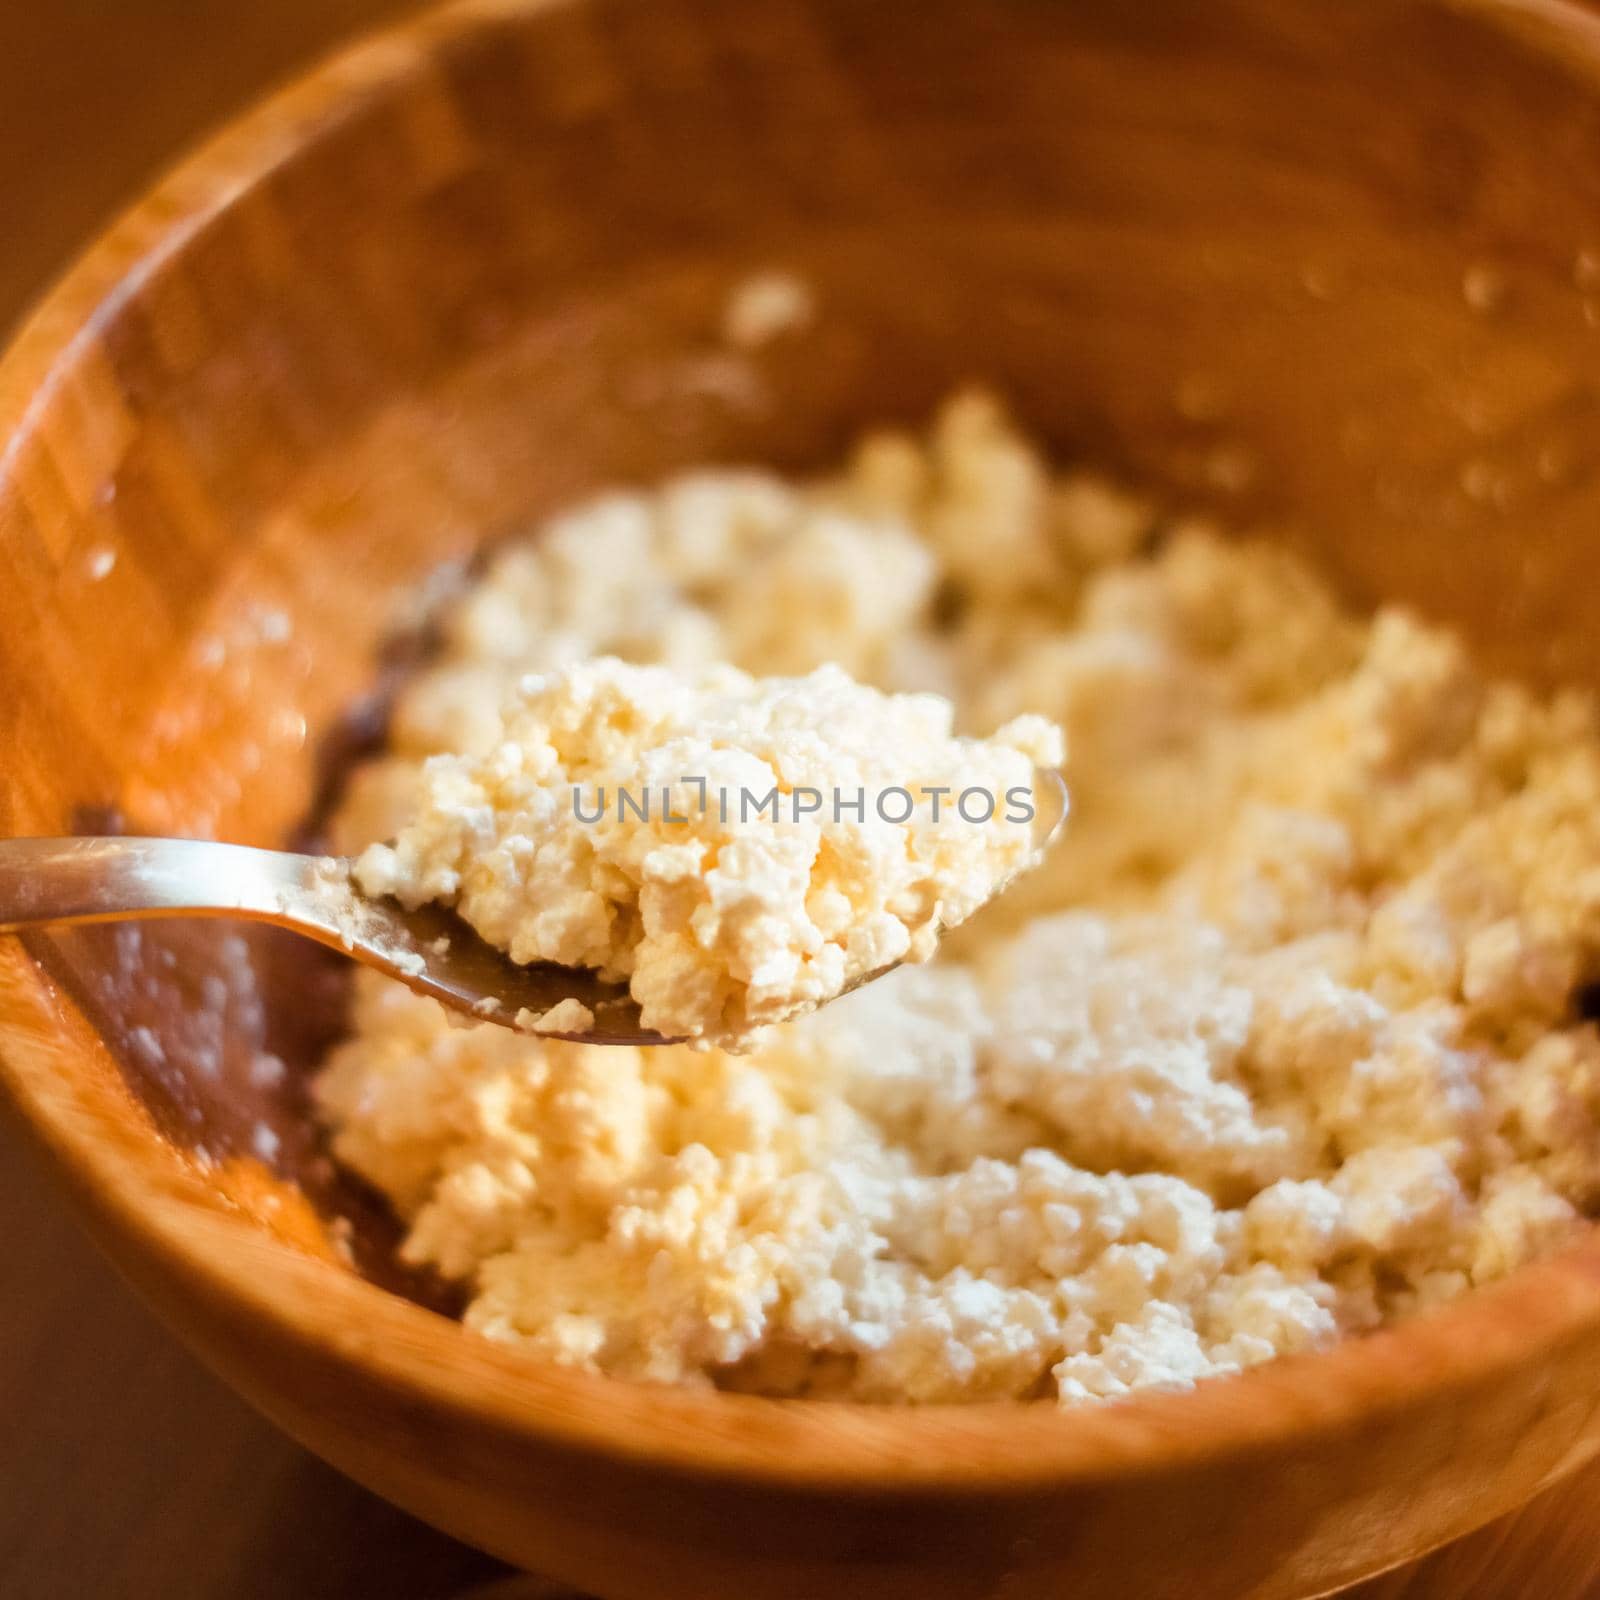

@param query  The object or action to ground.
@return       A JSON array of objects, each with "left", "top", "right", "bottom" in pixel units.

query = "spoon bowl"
[{"left": 0, "top": 767, "right": 1065, "bottom": 1045}]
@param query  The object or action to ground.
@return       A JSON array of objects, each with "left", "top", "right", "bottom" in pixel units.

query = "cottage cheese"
[
  {"left": 353, "top": 658, "right": 1060, "bottom": 1043},
  {"left": 317, "top": 392, "right": 1600, "bottom": 1406}
]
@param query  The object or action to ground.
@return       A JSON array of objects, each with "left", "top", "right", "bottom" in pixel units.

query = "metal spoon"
[{"left": 0, "top": 769, "right": 1067, "bottom": 1046}]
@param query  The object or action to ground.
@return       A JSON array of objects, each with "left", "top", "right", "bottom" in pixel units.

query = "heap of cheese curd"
[
  {"left": 317, "top": 392, "right": 1600, "bottom": 1405},
  {"left": 352, "top": 657, "right": 1061, "bottom": 1044}
]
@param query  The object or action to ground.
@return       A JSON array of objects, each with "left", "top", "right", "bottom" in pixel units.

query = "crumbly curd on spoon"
[{"left": 353, "top": 657, "right": 1062, "bottom": 1044}]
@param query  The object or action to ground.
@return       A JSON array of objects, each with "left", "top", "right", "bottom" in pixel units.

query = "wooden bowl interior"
[{"left": 8, "top": 0, "right": 1600, "bottom": 1592}]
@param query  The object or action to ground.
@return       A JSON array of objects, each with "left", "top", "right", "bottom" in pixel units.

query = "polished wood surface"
[
  {"left": 8, "top": 1, "right": 1600, "bottom": 1596},
  {"left": 0, "top": 7, "right": 510, "bottom": 1596}
]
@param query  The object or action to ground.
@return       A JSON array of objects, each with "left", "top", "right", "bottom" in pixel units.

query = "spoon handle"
[
  {"left": 0, "top": 836, "right": 662, "bottom": 1045},
  {"left": 0, "top": 836, "right": 316, "bottom": 931}
]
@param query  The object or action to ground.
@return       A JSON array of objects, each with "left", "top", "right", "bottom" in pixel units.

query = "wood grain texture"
[
  {"left": 0, "top": 6, "right": 507, "bottom": 1598},
  {"left": 0, "top": 1136, "right": 504, "bottom": 1600},
  {"left": 0, "top": 0, "right": 418, "bottom": 341},
  {"left": 8, "top": 0, "right": 1600, "bottom": 1596}
]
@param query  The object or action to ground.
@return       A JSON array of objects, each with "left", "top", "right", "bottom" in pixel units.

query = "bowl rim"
[{"left": 6, "top": 0, "right": 1600, "bottom": 1499}]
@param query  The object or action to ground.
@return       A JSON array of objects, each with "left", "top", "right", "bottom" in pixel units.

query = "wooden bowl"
[{"left": 8, "top": 0, "right": 1600, "bottom": 1594}]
